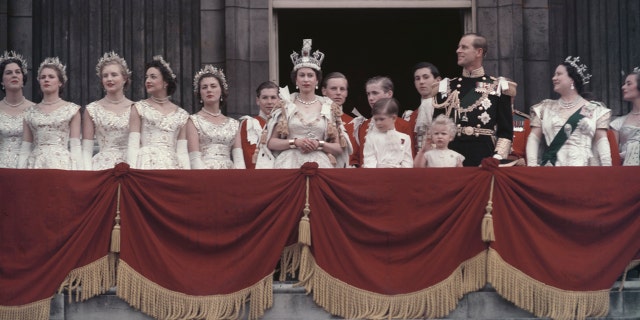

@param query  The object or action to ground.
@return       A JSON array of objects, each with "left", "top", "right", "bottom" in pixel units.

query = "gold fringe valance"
[
  {"left": 0, "top": 297, "right": 51, "bottom": 320},
  {"left": 58, "top": 253, "right": 117, "bottom": 302},
  {"left": 116, "top": 261, "right": 273, "bottom": 320},
  {"left": 296, "top": 246, "right": 486, "bottom": 319},
  {"left": 487, "top": 247, "right": 609, "bottom": 320}
]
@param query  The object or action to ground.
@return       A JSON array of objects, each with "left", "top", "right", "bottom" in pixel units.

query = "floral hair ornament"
[
  {"left": 96, "top": 51, "right": 132, "bottom": 79},
  {"left": 564, "top": 56, "right": 592, "bottom": 85},
  {"left": 152, "top": 55, "right": 176, "bottom": 80},
  {"left": 290, "top": 39, "right": 325, "bottom": 71},
  {"left": 38, "top": 57, "right": 68, "bottom": 84},
  {"left": 0, "top": 51, "right": 29, "bottom": 76},
  {"left": 192, "top": 65, "right": 228, "bottom": 93}
]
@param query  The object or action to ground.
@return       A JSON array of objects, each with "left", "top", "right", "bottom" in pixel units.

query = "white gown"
[
  {"left": 23, "top": 103, "right": 81, "bottom": 169},
  {"left": 530, "top": 99, "right": 610, "bottom": 166},
  {"left": 135, "top": 101, "right": 189, "bottom": 169},
  {"left": 610, "top": 115, "right": 640, "bottom": 165},
  {"left": 85, "top": 102, "right": 131, "bottom": 170},
  {"left": 424, "top": 149, "right": 465, "bottom": 168},
  {"left": 190, "top": 114, "right": 239, "bottom": 169},
  {"left": 0, "top": 109, "right": 26, "bottom": 168}
]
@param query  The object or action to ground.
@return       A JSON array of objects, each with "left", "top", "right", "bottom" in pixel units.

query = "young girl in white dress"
[
  {"left": 414, "top": 114, "right": 464, "bottom": 168},
  {"left": 362, "top": 98, "right": 413, "bottom": 168}
]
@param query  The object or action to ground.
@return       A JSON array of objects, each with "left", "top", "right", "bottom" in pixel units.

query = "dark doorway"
[{"left": 278, "top": 8, "right": 464, "bottom": 118}]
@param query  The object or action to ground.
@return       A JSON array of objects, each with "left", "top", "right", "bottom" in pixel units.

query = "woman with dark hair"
[
  {"left": 403, "top": 62, "right": 442, "bottom": 156},
  {"left": 610, "top": 67, "right": 640, "bottom": 165},
  {"left": 18, "top": 57, "right": 83, "bottom": 169},
  {"left": 256, "top": 39, "right": 351, "bottom": 169},
  {"left": 526, "top": 56, "right": 611, "bottom": 166},
  {"left": 0, "top": 51, "right": 35, "bottom": 168},
  {"left": 82, "top": 52, "right": 133, "bottom": 170},
  {"left": 127, "top": 55, "right": 189, "bottom": 169},
  {"left": 186, "top": 65, "right": 244, "bottom": 169}
]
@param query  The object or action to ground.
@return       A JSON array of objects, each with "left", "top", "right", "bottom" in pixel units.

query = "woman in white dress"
[
  {"left": 257, "top": 39, "right": 351, "bottom": 169},
  {"left": 0, "top": 51, "right": 35, "bottom": 168},
  {"left": 186, "top": 65, "right": 244, "bottom": 169},
  {"left": 610, "top": 67, "right": 640, "bottom": 165},
  {"left": 82, "top": 52, "right": 133, "bottom": 170},
  {"left": 127, "top": 55, "right": 189, "bottom": 169},
  {"left": 526, "top": 56, "right": 611, "bottom": 166},
  {"left": 18, "top": 57, "right": 82, "bottom": 169}
]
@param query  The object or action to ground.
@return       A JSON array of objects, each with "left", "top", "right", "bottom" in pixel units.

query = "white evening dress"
[
  {"left": 135, "top": 100, "right": 189, "bottom": 169},
  {"left": 85, "top": 102, "right": 131, "bottom": 170},
  {"left": 190, "top": 114, "right": 239, "bottom": 169},
  {"left": 610, "top": 115, "right": 640, "bottom": 165},
  {"left": 0, "top": 108, "right": 29, "bottom": 168}
]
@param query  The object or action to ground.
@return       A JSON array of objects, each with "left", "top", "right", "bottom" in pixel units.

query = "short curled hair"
[
  {"left": 0, "top": 58, "right": 28, "bottom": 92},
  {"left": 430, "top": 114, "right": 457, "bottom": 137},
  {"left": 145, "top": 59, "right": 177, "bottom": 96},
  {"left": 195, "top": 73, "right": 229, "bottom": 110}
]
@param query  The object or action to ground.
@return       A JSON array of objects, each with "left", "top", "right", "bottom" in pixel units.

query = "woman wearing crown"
[
  {"left": 526, "top": 57, "right": 612, "bottom": 166},
  {"left": 610, "top": 67, "right": 640, "bottom": 165},
  {"left": 256, "top": 39, "right": 351, "bottom": 169},
  {"left": 17, "top": 57, "right": 83, "bottom": 169},
  {"left": 126, "top": 55, "right": 190, "bottom": 169},
  {"left": 81, "top": 52, "right": 133, "bottom": 170},
  {"left": 186, "top": 65, "right": 245, "bottom": 169},
  {"left": 0, "top": 51, "right": 35, "bottom": 168}
]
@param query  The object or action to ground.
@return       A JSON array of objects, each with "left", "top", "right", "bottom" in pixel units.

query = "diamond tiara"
[
  {"left": 0, "top": 51, "right": 29, "bottom": 75},
  {"left": 564, "top": 56, "right": 592, "bottom": 85},
  {"left": 290, "top": 39, "right": 324, "bottom": 71},
  {"left": 38, "top": 57, "right": 68, "bottom": 84},
  {"left": 632, "top": 66, "right": 640, "bottom": 74},
  {"left": 192, "top": 65, "right": 228, "bottom": 93},
  {"left": 96, "top": 51, "right": 132, "bottom": 79},
  {"left": 152, "top": 55, "right": 176, "bottom": 80}
]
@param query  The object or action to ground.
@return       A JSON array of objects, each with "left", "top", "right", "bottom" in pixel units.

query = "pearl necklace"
[
  {"left": 296, "top": 96, "right": 318, "bottom": 105},
  {"left": 201, "top": 108, "right": 222, "bottom": 117},
  {"left": 41, "top": 98, "right": 62, "bottom": 105},
  {"left": 2, "top": 97, "right": 25, "bottom": 107},
  {"left": 150, "top": 96, "right": 170, "bottom": 105},
  {"left": 559, "top": 96, "right": 580, "bottom": 109},
  {"left": 105, "top": 96, "right": 126, "bottom": 104}
]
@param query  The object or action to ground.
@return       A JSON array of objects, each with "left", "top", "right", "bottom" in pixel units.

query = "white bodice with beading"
[
  {"left": 24, "top": 103, "right": 80, "bottom": 169},
  {"left": 610, "top": 115, "right": 640, "bottom": 165},
  {"left": 135, "top": 100, "right": 189, "bottom": 169},
  {"left": 0, "top": 110, "right": 26, "bottom": 168},
  {"left": 190, "top": 114, "right": 239, "bottom": 169},
  {"left": 86, "top": 102, "right": 131, "bottom": 170}
]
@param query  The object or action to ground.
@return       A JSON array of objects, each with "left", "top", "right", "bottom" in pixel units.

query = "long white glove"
[
  {"left": 189, "top": 151, "right": 205, "bottom": 169},
  {"left": 526, "top": 134, "right": 540, "bottom": 167},
  {"left": 127, "top": 132, "right": 140, "bottom": 168},
  {"left": 82, "top": 139, "right": 94, "bottom": 170},
  {"left": 70, "top": 138, "right": 83, "bottom": 170},
  {"left": 177, "top": 139, "right": 190, "bottom": 169},
  {"left": 232, "top": 147, "right": 246, "bottom": 169},
  {"left": 595, "top": 137, "right": 612, "bottom": 166},
  {"left": 17, "top": 141, "right": 32, "bottom": 168}
]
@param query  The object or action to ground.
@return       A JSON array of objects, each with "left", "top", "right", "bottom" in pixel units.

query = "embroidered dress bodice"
[
  {"left": 424, "top": 148, "right": 465, "bottom": 168},
  {"left": 610, "top": 115, "right": 640, "bottom": 165},
  {"left": 190, "top": 114, "right": 239, "bottom": 169},
  {"left": 23, "top": 103, "right": 80, "bottom": 169},
  {"left": 0, "top": 110, "right": 25, "bottom": 168},
  {"left": 135, "top": 100, "right": 189, "bottom": 169},
  {"left": 274, "top": 104, "right": 332, "bottom": 169},
  {"left": 85, "top": 102, "right": 131, "bottom": 170}
]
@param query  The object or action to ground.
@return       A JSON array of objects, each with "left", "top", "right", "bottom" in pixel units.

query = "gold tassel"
[
  {"left": 110, "top": 183, "right": 122, "bottom": 253},
  {"left": 298, "top": 177, "right": 312, "bottom": 246},
  {"left": 482, "top": 176, "right": 496, "bottom": 242}
]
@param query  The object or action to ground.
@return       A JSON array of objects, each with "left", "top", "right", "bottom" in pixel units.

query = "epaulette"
[{"left": 513, "top": 109, "right": 530, "bottom": 120}]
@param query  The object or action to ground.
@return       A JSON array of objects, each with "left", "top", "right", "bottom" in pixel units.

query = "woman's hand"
[{"left": 296, "top": 138, "right": 319, "bottom": 153}]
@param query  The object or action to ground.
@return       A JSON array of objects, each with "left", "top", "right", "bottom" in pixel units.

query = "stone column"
[{"left": 3, "top": 0, "right": 33, "bottom": 99}]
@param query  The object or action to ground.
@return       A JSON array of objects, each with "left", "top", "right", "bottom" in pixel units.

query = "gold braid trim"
[
  {"left": 116, "top": 261, "right": 273, "bottom": 320},
  {"left": 297, "top": 247, "right": 486, "bottom": 319},
  {"left": 279, "top": 243, "right": 302, "bottom": 281},
  {"left": 487, "top": 248, "right": 609, "bottom": 320},
  {"left": 0, "top": 297, "right": 51, "bottom": 320},
  {"left": 58, "top": 253, "right": 117, "bottom": 302}
]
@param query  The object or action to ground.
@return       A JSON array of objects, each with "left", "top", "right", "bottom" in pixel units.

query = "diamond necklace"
[
  {"left": 2, "top": 97, "right": 25, "bottom": 107},
  {"left": 150, "top": 96, "right": 170, "bottom": 105},
  {"left": 296, "top": 96, "right": 318, "bottom": 105},
  {"left": 201, "top": 108, "right": 222, "bottom": 117}
]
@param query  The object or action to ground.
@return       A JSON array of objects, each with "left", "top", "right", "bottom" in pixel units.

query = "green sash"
[{"left": 540, "top": 107, "right": 585, "bottom": 166}]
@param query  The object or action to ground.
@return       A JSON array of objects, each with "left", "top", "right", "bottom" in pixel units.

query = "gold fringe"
[
  {"left": 482, "top": 175, "right": 496, "bottom": 242},
  {"left": 0, "top": 297, "right": 51, "bottom": 320},
  {"left": 487, "top": 247, "right": 609, "bottom": 320},
  {"left": 58, "top": 253, "right": 117, "bottom": 302},
  {"left": 110, "top": 183, "right": 122, "bottom": 253},
  {"left": 279, "top": 243, "right": 302, "bottom": 281},
  {"left": 117, "top": 261, "right": 273, "bottom": 320},
  {"left": 297, "top": 247, "right": 486, "bottom": 319},
  {"left": 619, "top": 259, "right": 640, "bottom": 292}
]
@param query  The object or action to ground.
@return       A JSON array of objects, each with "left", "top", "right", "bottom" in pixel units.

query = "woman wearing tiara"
[
  {"left": 18, "top": 57, "right": 83, "bottom": 169},
  {"left": 82, "top": 52, "right": 133, "bottom": 170},
  {"left": 186, "top": 65, "right": 245, "bottom": 169},
  {"left": 526, "top": 56, "right": 611, "bottom": 166},
  {"left": 256, "top": 39, "right": 351, "bottom": 169},
  {"left": 0, "top": 51, "right": 35, "bottom": 168},
  {"left": 127, "top": 55, "right": 190, "bottom": 169},
  {"left": 610, "top": 67, "right": 640, "bottom": 165}
]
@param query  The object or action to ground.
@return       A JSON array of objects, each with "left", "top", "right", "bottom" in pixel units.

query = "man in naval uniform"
[{"left": 433, "top": 33, "right": 515, "bottom": 166}]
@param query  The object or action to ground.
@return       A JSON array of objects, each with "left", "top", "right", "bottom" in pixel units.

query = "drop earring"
[
  {"left": 570, "top": 83, "right": 575, "bottom": 90},
  {"left": 296, "top": 85, "right": 299, "bottom": 90},
  {"left": 315, "top": 85, "right": 318, "bottom": 90},
  {"left": 220, "top": 97, "right": 223, "bottom": 102}
]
